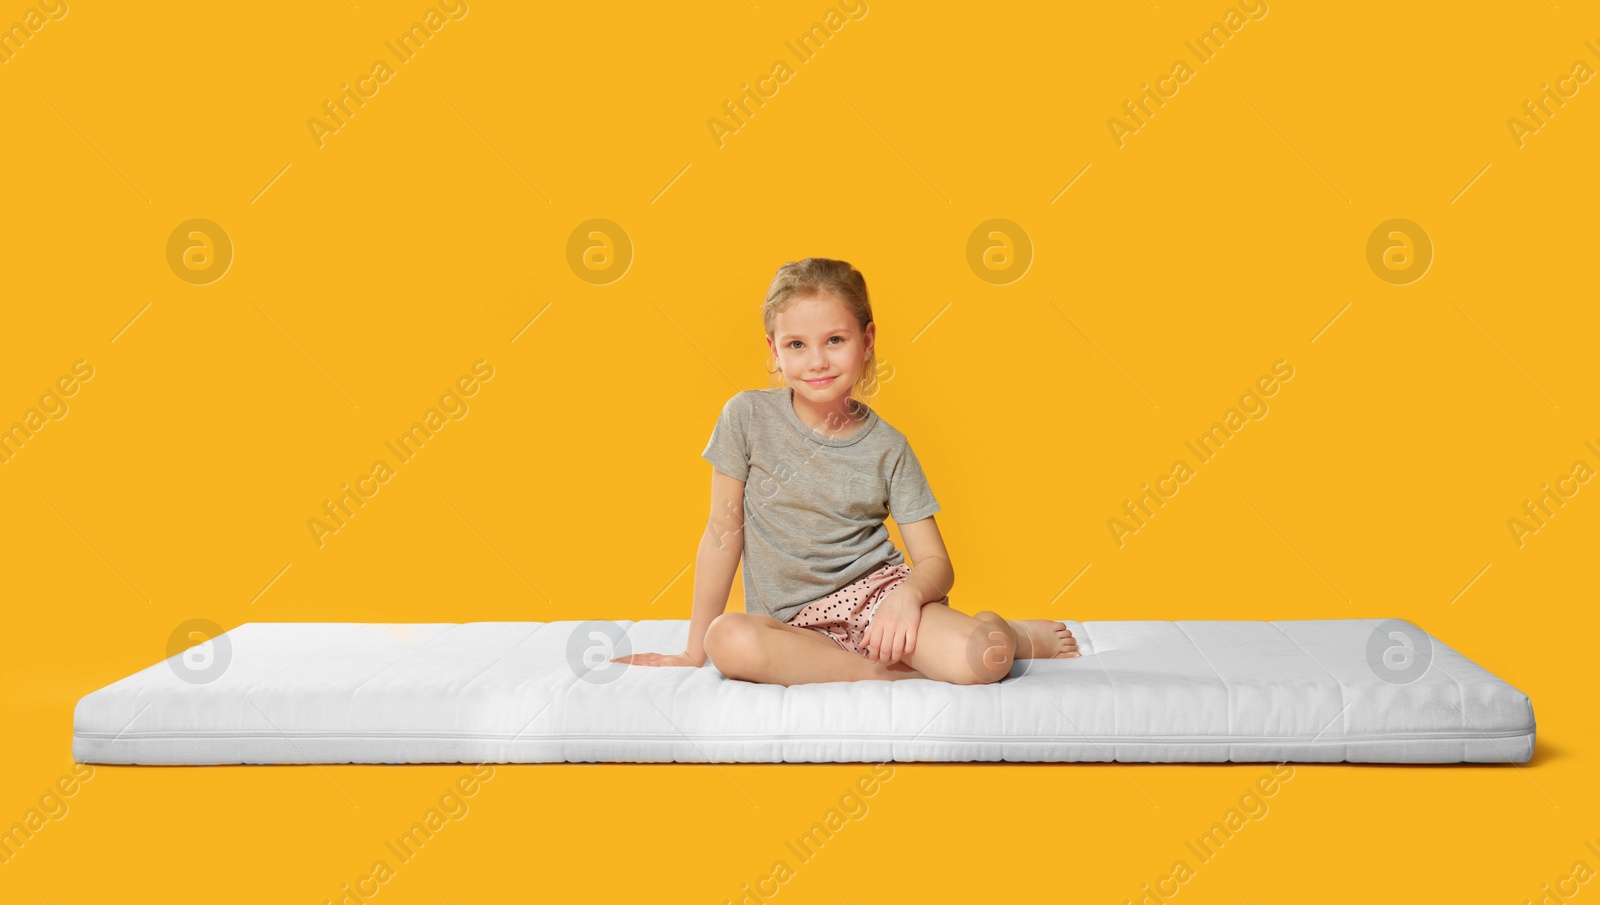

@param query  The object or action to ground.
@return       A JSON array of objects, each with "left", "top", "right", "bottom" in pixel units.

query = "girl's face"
[{"left": 767, "top": 292, "right": 874, "bottom": 406}]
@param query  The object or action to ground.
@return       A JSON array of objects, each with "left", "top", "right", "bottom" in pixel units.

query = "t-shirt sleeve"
[
  {"left": 701, "top": 393, "right": 750, "bottom": 482},
  {"left": 887, "top": 441, "right": 941, "bottom": 523}
]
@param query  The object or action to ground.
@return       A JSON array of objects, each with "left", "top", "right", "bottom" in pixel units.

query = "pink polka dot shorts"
[{"left": 784, "top": 562, "right": 949, "bottom": 660}]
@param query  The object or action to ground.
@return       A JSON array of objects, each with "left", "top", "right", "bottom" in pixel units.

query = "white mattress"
[{"left": 72, "top": 619, "right": 1535, "bottom": 765}]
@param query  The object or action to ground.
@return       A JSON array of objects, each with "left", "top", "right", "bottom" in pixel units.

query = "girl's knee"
[
  {"left": 705, "top": 613, "right": 767, "bottom": 678},
  {"left": 957, "top": 623, "right": 1015, "bottom": 684}
]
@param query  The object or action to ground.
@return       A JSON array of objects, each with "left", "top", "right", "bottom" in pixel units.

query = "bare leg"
[
  {"left": 973, "top": 610, "right": 1079, "bottom": 659},
  {"left": 892, "top": 602, "right": 1015, "bottom": 684},
  {"left": 705, "top": 613, "right": 928, "bottom": 686}
]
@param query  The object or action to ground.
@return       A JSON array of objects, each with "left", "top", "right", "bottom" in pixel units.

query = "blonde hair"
[{"left": 762, "top": 257, "right": 880, "bottom": 402}]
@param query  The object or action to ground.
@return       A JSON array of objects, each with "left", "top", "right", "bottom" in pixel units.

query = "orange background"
[{"left": 2, "top": 1, "right": 1595, "bottom": 902}]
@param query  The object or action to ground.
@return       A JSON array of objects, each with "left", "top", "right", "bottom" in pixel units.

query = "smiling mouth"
[{"left": 804, "top": 376, "right": 837, "bottom": 386}]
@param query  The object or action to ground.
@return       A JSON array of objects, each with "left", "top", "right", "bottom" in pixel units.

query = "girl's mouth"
[{"left": 804, "top": 376, "right": 837, "bottom": 387}]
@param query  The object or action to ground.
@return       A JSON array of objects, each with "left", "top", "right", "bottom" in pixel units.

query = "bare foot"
[{"left": 1007, "top": 620, "right": 1080, "bottom": 659}]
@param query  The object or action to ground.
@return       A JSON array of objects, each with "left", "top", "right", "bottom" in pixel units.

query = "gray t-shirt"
[{"left": 700, "top": 387, "right": 942, "bottom": 623}]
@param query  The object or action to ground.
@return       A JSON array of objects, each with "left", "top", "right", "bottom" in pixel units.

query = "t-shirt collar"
[{"left": 781, "top": 386, "right": 879, "bottom": 447}]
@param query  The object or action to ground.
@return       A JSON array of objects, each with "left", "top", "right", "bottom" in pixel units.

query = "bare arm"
[
  {"left": 861, "top": 514, "right": 954, "bottom": 665},
  {"left": 684, "top": 468, "right": 746, "bottom": 664},
  {"left": 895, "top": 515, "right": 954, "bottom": 606},
  {"left": 613, "top": 466, "right": 744, "bottom": 668}
]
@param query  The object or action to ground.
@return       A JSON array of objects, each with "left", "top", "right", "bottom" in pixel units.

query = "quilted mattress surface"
[{"left": 72, "top": 619, "right": 1536, "bottom": 765}]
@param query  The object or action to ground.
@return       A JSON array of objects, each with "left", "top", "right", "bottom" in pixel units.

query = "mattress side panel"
[
  {"left": 1176, "top": 620, "right": 1346, "bottom": 739},
  {"left": 1273, "top": 619, "right": 1535, "bottom": 743},
  {"left": 1075, "top": 621, "right": 1231, "bottom": 739}
]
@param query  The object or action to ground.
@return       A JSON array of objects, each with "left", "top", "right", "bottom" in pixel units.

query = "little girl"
[{"left": 614, "top": 257, "right": 1079, "bottom": 685}]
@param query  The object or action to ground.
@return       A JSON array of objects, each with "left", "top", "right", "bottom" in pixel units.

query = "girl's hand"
[
  {"left": 864, "top": 586, "right": 924, "bottom": 666},
  {"left": 610, "top": 651, "right": 704, "bottom": 668}
]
